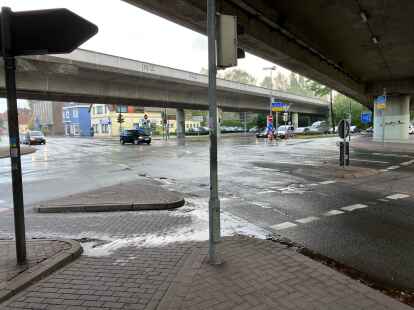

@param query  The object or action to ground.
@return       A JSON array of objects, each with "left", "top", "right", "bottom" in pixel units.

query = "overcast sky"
[{"left": 0, "top": 0, "right": 287, "bottom": 112}]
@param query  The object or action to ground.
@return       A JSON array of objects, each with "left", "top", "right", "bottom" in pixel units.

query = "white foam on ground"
[{"left": 83, "top": 198, "right": 270, "bottom": 257}]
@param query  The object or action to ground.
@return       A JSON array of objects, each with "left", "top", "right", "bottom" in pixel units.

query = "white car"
[
  {"left": 276, "top": 125, "right": 294, "bottom": 138},
  {"left": 294, "top": 127, "right": 310, "bottom": 134},
  {"left": 309, "top": 121, "right": 329, "bottom": 134}
]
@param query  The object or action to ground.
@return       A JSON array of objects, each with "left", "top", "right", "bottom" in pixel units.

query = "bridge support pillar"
[
  {"left": 176, "top": 108, "right": 185, "bottom": 145},
  {"left": 373, "top": 95, "right": 410, "bottom": 143},
  {"left": 292, "top": 112, "right": 299, "bottom": 129}
]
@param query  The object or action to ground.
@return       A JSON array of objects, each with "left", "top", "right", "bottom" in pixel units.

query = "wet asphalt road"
[{"left": 1, "top": 134, "right": 414, "bottom": 290}]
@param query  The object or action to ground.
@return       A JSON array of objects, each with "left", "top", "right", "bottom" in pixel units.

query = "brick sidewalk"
[{"left": 2, "top": 237, "right": 410, "bottom": 310}]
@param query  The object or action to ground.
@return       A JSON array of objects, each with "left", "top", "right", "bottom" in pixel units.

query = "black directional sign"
[
  {"left": 338, "top": 119, "right": 350, "bottom": 139},
  {"left": 0, "top": 6, "right": 98, "bottom": 265},
  {"left": 0, "top": 7, "right": 98, "bottom": 56}
]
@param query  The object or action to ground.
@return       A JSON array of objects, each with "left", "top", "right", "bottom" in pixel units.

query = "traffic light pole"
[
  {"left": 1, "top": 7, "right": 27, "bottom": 265},
  {"left": 207, "top": 0, "right": 221, "bottom": 265}
]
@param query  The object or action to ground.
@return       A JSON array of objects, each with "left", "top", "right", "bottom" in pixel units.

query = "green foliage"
[
  {"left": 305, "top": 80, "right": 331, "bottom": 97},
  {"left": 256, "top": 114, "right": 267, "bottom": 128},
  {"left": 117, "top": 113, "right": 125, "bottom": 124},
  {"left": 260, "top": 76, "right": 273, "bottom": 89},
  {"left": 333, "top": 94, "right": 368, "bottom": 128},
  {"left": 222, "top": 119, "right": 241, "bottom": 127},
  {"left": 286, "top": 73, "right": 313, "bottom": 96},
  {"left": 222, "top": 69, "right": 257, "bottom": 85},
  {"left": 0, "top": 118, "right": 4, "bottom": 129}
]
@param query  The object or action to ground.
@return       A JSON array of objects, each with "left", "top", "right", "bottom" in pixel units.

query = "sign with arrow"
[
  {"left": 0, "top": 8, "right": 98, "bottom": 56},
  {"left": 1, "top": 6, "right": 98, "bottom": 265}
]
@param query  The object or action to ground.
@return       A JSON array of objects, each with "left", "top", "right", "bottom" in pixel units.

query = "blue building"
[{"left": 62, "top": 105, "right": 92, "bottom": 136}]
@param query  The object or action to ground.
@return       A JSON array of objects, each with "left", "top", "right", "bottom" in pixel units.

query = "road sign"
[
  {"left": 0, "top": 8, "right": 98, "bottom": 56},
  {"left": 360, "top": 112, "right": 372, "bottom": 124},
  {"left": 272, "top": 102, "right": 289, "bottom": 112},
  {"left": 374, "top": 95, "right": 386, "bottom": 110},
  {"left": 1, "top": 6, "right": 97, "bottom": 265},
  {"left": 338, "top": 119, "right": 350, "bottom": 139}
]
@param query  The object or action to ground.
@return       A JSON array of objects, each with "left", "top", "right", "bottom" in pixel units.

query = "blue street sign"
[
  {"left": 272, "top": 102, "right": 289, "bottom": 112},
  {"left": 360, "top": 112, "right": 372, "bottom": 124}
]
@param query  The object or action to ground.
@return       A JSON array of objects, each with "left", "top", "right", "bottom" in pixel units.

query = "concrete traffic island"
[
  {"left": 0, "top": 146, "right": 36, "bottom": 159},
  {"left": 34, "top": 180, "right": 185, "bottom": 213},
  {"left": 0, "top": 239, "right": 81, "bottom": 303}
]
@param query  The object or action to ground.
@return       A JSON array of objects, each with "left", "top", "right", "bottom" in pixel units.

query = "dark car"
[
  {"left": 120, "top": 129, "right": 151, "bottom": 145},
  {"left": 23, "top": 131, "right": 46, "bottom": 145}
]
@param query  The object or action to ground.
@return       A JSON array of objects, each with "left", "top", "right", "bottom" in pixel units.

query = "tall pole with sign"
[
  {"left": 207, "top": 0, "right": 221, "bottom": 264},
  {"left": 0, "top": 7, "right": 97, "bottom": 264},
  {"left": 1, "top": 7, "right": 26, "bottom": 264}
]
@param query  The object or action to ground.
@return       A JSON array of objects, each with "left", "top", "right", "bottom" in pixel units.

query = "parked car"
[
  {"left": 120, "top": 129, "right": 151, "bottom": 145},
  {"left": 249, "top": 127, "right": 258, "bottom": 133},
  {"left": 276, "top": 125, "right": 295, "bottom": 138},
  {"left": 365, "top": 127, "right": 373, "bottom": 133},
  {"left": 309, "top": 121, "right": 330, "bottom": 134},
  {"left": 22, "top": 131, "right": 46, "bottom": 145},
  {"left": 294, "top": 127, "right": 310, "bottom": 134},
  {"left": 409, "top": 124, "right": 414, "bottom": 135},
  {"left": 350, "top": 125, "right": 360, "bottom": 133},
  {"left": 256, "top": 128, "right": 272, "bottom": 138}
]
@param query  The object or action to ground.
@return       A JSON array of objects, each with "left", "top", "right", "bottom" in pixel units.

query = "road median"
[{"left": 33, "top": 180, "right": 185, "bottom": 213}]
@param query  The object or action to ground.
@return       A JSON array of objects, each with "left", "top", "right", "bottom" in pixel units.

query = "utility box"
[{"left": 217, "top": 14, "right": 237, "bottom": 69}]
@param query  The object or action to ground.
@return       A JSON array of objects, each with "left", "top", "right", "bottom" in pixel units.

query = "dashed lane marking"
[
  {"left": 341, "top": 204, "right": 369, "bottom": 212},
  {"left": 319, "top": 180, "right": 336, "bottom": 185},
  {"left": 386, "top": 193, "right": 410, "bottom": 200},
  {"left": 350, "top": 159, "right": 390, "bottom": 164},
  {"left": 378, "top": 198, "right": 389, "bottom": 202},
  {"left": 295, "top": 216, "right": 320, "bottom": 224},
  {"left": 400, "top": 159, "right": 414, "bottom": 166},
  {"left": 386, "top": 165, "right": 400, "bottom": 170},
  {"left": 257, "top": 190, "right": 276, "bottom": 195},
  {"left": 271, "top": 222, "right": 297, "bottom": 230},
  {"left": 323, "top": 209, "right": 345, "bottom": 216}
]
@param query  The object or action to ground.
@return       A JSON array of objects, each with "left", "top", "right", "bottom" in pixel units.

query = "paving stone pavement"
[
  {"left": 158, "top": 236, "right": 411, "bottom": 310},
  {"left": 0, "top": 240, "right": 69, "bottom": 289},
  {"left": 1, "top": 236, "right": 411, "bottom": 310}
]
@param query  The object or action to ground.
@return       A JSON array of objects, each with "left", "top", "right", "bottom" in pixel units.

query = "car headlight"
[{"left": 138, "top": 136, "right": 143, "bottom": 139}]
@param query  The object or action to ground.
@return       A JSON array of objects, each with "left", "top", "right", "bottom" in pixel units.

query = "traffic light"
[{"left": 217, "top": 14, "right": 245, "bottom": 69}]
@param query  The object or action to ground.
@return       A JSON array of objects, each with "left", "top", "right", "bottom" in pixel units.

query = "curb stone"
[
  {"left": 0, "top": 239, "right": 82, "bottom": 303},
  {"left": 34, "top": 198, "right": 185, "bottom": 213}
]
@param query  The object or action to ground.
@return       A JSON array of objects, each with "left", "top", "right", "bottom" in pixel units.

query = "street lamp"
[{"left": 263, "top": 66, "right": 277, "bottom": 133}]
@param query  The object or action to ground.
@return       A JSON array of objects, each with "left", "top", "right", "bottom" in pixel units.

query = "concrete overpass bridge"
[
  {"left": 0, "top": 49, "right": 328, "bottom": 117},
  {"left": 126, "top": 0, "right": 414, "bottom": 143}
]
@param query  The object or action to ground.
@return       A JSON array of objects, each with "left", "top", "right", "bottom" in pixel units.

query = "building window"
[
  {"left": 96, "top": 106, "right": 104, "bottom": 115},
  {"left": 65, "top": 110, "right": 70, "bottom": 118},
  {"left": 73, "top": 109, "right": 79, "bottom": 118},
  {"left": 101, "top": 124, "right": 109, "bottom": 134},
  {"left": 116, "top": 105, "right": 128, "bottom": 113}
]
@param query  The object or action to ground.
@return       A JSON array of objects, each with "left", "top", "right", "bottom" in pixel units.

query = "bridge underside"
[{"left": 125, "top": 0, "right": 414, "bottom": 142}]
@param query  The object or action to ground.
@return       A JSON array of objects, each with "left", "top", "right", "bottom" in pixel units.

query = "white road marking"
[
  {"left": 296, "top": 216, "right": 320, "bottom": 224},
  {"left": 309, "top": 183, "right": 319, "bottom": 187},
  {"left": 400, "top": 160, "right": 414, "bottom": 166},
  {"left": 386, "top": 165, "right": 400, "bottom": 170},
  {"left": 319, "top": 180, "right": 336, "bottom": 185},
  {"left": 257, "top": 190, "right": 276, "bottom": 194},
  {"left": 378, "top": 198, "right": 389, "bottom": 202},
  {"left": 386, "top": 193, "right": 410, "bottom": 200},
  {"left": 323, "top": 209, "right": 345, "bottom": 216},
  {"left": 271, "top": 222, "right": 297, "bottom": 230},
  {"left": 349, "top": 159, "right": 390, "bottom": 164},
  {"left": 341, "top": 204, "right": 368, "bottom": 212}
]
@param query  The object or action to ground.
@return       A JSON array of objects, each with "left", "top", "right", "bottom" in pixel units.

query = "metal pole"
[
  {"left": 1, "top": 7, "right": 27, "bottom": 265},
  {"left": 207, "top": 0, "right": 221, "bottom": 264}
]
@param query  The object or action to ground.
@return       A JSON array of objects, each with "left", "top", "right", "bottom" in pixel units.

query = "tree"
[
  {"left": 286, "top": 73, "right": 313, "bottom": 96},
  {"left": 273, "top": 72, "right": 289, "bottom": 91},
  {"left": 260, "top": 76, "right": 273, "bottom": 89},
  {"left": 222, "top": 69, "right": 257, "bottom": 85},
  {"left": 333, "top": 94, "right": 368, "bottom": 128},
  {"left": 304, "top": 80, "right": 335, "bottom": 130}
]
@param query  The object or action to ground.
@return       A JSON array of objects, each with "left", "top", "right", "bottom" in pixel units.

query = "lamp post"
[{"left": 263, "top": 66, "right": 277, "bottom": 133}]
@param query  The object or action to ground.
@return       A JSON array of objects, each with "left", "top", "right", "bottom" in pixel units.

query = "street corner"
[
  {"left": 0, "top": 239, "right": 82, "bottom": 303},
  {"left": 0, "top": 146, "right": 36, "bottom": 159},
  {"left": 33, "top": 181, "right": 185, "bottom": 213}
]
